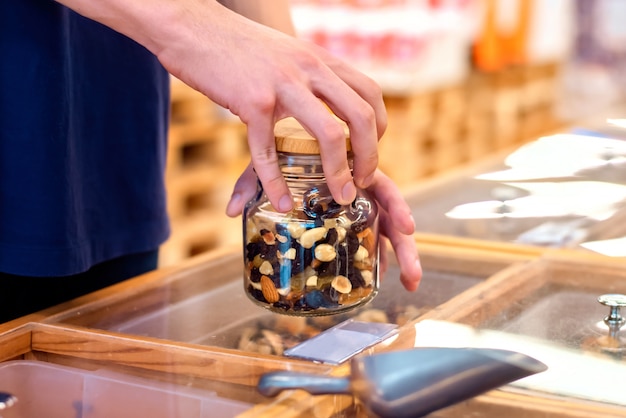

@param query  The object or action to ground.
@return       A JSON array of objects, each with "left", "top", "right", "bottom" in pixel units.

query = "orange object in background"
[
  {"left": 473, "top": 0, "right": 533, "bottom": 72},
  {"left": 500, "top": 0, "right": 532, "bottom": 66},
  {"left": 473, "top": 0, "right": 503, "bottom": 72}
]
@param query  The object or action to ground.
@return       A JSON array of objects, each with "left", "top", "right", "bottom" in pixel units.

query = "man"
[{"left": 0, "top": 0, "right": 421, "bottom": 322}]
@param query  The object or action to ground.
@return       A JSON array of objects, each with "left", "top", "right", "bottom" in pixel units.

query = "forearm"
[
  {"left": 54, "top": 0, "right": 294, "bottom": 58},
  {"left": 54, "top": 0, "right": 245, "bottom": 57},
  {"left": 218, "top": 0, "right": 296, "bottom": 35}
]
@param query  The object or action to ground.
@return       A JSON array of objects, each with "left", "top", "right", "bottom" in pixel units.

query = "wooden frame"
[{"left": 3, "top": 241, "right": 625, "bottom": 416}]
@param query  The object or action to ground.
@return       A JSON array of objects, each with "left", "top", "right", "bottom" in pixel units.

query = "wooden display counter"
[{"left": 0, "top": 238, "right": 625, "bottom": 417}]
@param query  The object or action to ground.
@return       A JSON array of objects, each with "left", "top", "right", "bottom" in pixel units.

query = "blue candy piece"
[
  {"left": 304, "top": 290, "right": 325, "bottom": 309},
  {"left": 279, "top": 262, "right": 292, "bottom": 289}
]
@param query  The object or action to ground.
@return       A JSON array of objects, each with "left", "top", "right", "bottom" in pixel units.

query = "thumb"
[{"left": 226, "top": 162, "right": 259, "bottom": 217}]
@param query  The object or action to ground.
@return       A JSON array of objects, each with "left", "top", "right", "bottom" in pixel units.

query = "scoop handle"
[{"left": 257, "top": 371, "right": 351, "bottom": 397}]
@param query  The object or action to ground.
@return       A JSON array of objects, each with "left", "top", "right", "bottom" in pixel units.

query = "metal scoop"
[{"left": 258, "top": 347, "right": 547, "bottom": 418}]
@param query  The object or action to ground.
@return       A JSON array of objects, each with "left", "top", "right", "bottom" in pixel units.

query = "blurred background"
[{"left": 160, "top": 0, "right": 626, "bottom": 266}]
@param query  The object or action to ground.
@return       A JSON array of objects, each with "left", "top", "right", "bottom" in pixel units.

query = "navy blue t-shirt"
[{"left": 0, "top": 1, "right": 171, "bottom": 276}]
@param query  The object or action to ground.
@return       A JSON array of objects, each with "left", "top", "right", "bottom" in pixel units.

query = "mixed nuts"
[
  {"left": 236, "top": 303, "right": 426, "bottom": 356},
  {"left": 244, "top": 206, "right": 379, "bottom": 316}
]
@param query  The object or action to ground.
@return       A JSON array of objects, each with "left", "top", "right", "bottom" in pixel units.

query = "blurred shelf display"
[
  {"left": 160, "top": 79, "right": 247, "bottom": 267},
  {"left": 290, "top": 0, "right": 480, "bottom": 95},
  {"left": 290, "top": 0, "right": 575, "bottom": 94},
  {"left": 160, "top": 0, "right": 582, "bottom": 266}
]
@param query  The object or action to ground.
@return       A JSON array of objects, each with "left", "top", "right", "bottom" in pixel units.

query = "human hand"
[
  {"left": 151, "top": 2, "right": 386, "bottom": 212},
  {"left": 56, "top": 0, "right": 385, "bottom": 212},
  {"left": 227, "top": 164, "right": 422, "bottom": 292},
  {"left": 365, "top": 169, "right": 422, "bottom": 292}
]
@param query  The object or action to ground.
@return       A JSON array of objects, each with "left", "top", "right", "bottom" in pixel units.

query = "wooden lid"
[{"left": 274, "top": 117, "right": 351, "bottom": 154}]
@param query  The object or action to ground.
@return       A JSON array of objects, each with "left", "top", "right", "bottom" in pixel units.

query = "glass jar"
[{"left": 242, "top": 117, "right": 380, "bottom": 316}]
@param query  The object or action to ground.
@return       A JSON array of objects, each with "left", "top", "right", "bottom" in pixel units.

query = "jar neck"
[
  {"left": 278, "top": 152, "right": 354, "bottom": 190},
  {"left": 272, "top": 151, "right": 376, "bottom": 221}
]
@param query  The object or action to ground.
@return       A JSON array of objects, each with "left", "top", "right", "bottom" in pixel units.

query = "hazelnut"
[
  {"left": 314, "top": 243, "right": 337, "bottom": 262},
  {"left": 354, "top": 245, "right": 369, "bottom": 262},
  {"left": 331, "top": 275, "right": 352, "bottom": 294},
  {"left": 360, "top": 270, "right": 374, "bottom": 286},
  {"left": 259, "top": 260, "right": 274, "bottom": 276},
  {"left": 283, "top": 247, "right": 296, "bottom": 260}
]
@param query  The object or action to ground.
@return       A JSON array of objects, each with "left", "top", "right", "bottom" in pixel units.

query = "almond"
[
  {"left": 261, "top": 229, "right": 276, "bottom": 245},
  {"left": 260, "top": 275, "right": 280, "bottom": 303},
  {"left": 359, "top": 227, "right": 377, "bottom": 255}
]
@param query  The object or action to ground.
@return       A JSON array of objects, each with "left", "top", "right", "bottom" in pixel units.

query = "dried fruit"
[
  {"left": 244, "top": 197, "right": 379, "bottom": 314},
  {"left": 361, "top": 228, "right": 376, "bottom": 254},
  {"left": 261, "top": 329, "right": 284, "bottom": 355},
  {"left": 305, "top": 275, "right": 318, "bottom": 287},
  {"left": 339, "top": 286, "right": 372, "bottom": 305},
  {"left": 335, "top": 226, "right": 347, "bottom": 243},
  {"left": 356, "top": 227, "right": 371, "bottom": 241},
  {"left": 304, "top": 290, "right": 325, "bottom": 309},
  {"left": 282, "top": 247, "right": 296, "bottom": 260}
]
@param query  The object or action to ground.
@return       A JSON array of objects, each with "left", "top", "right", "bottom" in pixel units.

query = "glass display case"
[
  {"left": 0, "top": 241, "right": 625, "bottom": 416},
  {"left": 235, "top": 249, "right": 626, "bottom": 418},
  {"left": 398, "top": 251, "right": 626, "bottom": 416},
  {"left": 46, "top": 242, "right": 522, "bottom": 358},
  {"left": 404, "top": 129, "right": 626, "bottom": 250},
  {"left": 0, "top": 241, "right": 547, "bottom": 418}
]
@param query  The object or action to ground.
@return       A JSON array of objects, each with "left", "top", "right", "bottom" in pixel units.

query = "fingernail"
[
  {"left": 278, "top": 194, "right": 293, "bottom": 212},
  {"left": 342, "top": 181, "right": 357, "bottom": 204}
]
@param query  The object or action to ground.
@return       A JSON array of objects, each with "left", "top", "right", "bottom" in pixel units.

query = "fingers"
[
  {"left": 379, "top": 236, "right": 389, "bottom": 279},
  {"left": 310, "top": 43, "right": 388, "bottom": 139},
  {"left": 367, "top": 170, "right": 415, "bottom": 235},
  {"left": 231, "top": 33, "right": 385, "bottom": 209},
  {"left": 379, "top": 206, "right": 422, "bottom": 292},
  {"left": 276, "top": 89, "right": 358, "bottom": 205},
  {"left": 226, "top": 162, "right": 259, "bottom": 217},
  {"left": 245, "top": 112, "right": 294, "bottom": 213},
  {"left": 306, "top": 62, "right": 380, "bottom": 190},
  {"left": 368, "top": 169, "right": 421, "bottom": 291}
]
